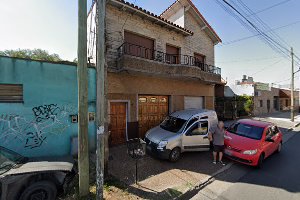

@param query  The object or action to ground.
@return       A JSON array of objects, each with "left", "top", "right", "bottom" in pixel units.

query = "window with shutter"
[{"left": 0, "top": 84, "right": 23, "bottom": 103}]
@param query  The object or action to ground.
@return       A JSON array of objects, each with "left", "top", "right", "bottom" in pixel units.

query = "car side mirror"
[{"left": 265, "top": 138, "right": 275, "bottom": 143}]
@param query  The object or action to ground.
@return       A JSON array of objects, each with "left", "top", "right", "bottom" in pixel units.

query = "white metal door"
[{"left": 184, "top": 96, "right": 204, "bottom": 109}]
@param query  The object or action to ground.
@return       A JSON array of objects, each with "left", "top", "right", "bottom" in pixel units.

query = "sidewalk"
[{"left": 108, "top": 146, "right": 226, "bottom": 199}]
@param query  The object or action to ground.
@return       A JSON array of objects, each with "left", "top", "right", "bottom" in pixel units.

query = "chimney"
[{"left": 242, "top": 75, "right": 247, "bottom": 82}]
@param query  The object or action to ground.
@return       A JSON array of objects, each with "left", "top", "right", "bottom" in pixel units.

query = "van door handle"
[{"left": 203, "top": 136, "right": 208, "bottom": 139}]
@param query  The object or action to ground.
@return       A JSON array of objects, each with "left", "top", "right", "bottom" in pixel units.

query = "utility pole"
[
  {"left": 291, "top": 47, "right": 295, "bottom": 122},
  {"left": 77, "top": 0, "right": 90, "bottom": 197},
  {"left": 96, "top": 0, "right": 106, "bottom": 199}
]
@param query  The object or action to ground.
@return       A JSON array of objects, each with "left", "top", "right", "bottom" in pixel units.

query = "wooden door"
[
  {"left": 138, "top": 96, "right": 169, "bottom": 138},
  {"left": 109, "top": 102, "right": 127, "bottom": 145}
]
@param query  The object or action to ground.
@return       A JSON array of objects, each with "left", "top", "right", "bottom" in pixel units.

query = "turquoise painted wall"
[{"left": 0, "top": 56, "right": 96, "bottom": 157}]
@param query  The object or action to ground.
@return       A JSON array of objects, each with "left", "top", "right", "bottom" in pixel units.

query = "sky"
[{"left": 0, "top": 0, "right": 299, "bottom": 87}]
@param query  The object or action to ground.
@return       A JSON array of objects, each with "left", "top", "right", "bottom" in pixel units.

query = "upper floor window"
[
  {"left": 0, "top": 84, "right": 23, "bottom": 103},
  {"left": 194, "top": 53, "right": 205, "bottom": 64},
  {"left": 166, "top": 44, "right": 180, "bottom": 64},
  {"left": 124, "top": 31, "right": 154, "bottom": 60}
]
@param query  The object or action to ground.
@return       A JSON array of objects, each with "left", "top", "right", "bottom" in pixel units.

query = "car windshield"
[
  {"left": 160, "top": 116, "right": 187, "bottom": 133},
  {"left": 227, "top": 123, "right": 264, "bottom": 140},
  {"left": 0, "top": 147, "right": 25, "bottom": 175}
]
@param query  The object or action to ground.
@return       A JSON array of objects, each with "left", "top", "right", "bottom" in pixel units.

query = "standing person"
[{"left": 208, "top": 121, "right": 226, "bottom": 166}]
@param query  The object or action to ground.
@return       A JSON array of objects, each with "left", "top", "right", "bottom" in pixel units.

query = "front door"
[
  {"left": 109, "top": 102, "right": 127, "bottom": 145},
  {"left": 182, "top": 120, "right": 210, "bottom": 151}
]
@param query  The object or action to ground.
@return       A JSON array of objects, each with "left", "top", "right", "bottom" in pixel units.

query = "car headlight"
[
  {"left": 242, "top": 149, "right": 257, "bottom": 155},
  {"left": 157, "top": 140, "right": 168, "bottom": 150}
]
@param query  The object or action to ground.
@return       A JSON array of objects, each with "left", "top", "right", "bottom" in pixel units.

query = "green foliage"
[
  {"left": 242, "top": 95, "right": 254, "bottom": 115},
  {"left": 0, "top": 49, "right": 62, "bottom": 62}
]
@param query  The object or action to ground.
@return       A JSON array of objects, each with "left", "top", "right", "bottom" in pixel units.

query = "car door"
[
  {"left": 181, "top": 120, "right": 210, "bottom": 151},
  {"left": 269, "top": 126, "right": 281, "bottom": 153},
  {"left": 263, "top": 127, "right": 277, "bottom": 157}
]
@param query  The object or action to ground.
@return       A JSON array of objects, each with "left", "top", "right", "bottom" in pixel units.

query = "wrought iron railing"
[{"left": 117, "top": 42, "right": 221, "bottom": 75}]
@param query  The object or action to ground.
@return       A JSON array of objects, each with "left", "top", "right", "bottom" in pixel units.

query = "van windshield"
[{"left": 160, "top": 116, "right": 187, "bottom": 133}]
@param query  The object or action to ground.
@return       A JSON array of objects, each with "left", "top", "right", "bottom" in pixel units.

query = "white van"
[{"left": 145, "top": 109, "right": 218, "bottom": 162}]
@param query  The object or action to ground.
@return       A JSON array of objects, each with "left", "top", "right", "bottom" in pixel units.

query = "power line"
[
  {"left": 216, "top": 56, "right": 283, "bottom": 63},
  {"left": 219, "top": 20, "right": 300, "bottom": 45},
  {"left": 247, "top": 0, "right": 292, "bottom": 16},
  {"left": 215, "top": 0, "right": 300, "bottom": 67},
  {"left": 250, "top": 59, "right": 282, "bottom": 76}
]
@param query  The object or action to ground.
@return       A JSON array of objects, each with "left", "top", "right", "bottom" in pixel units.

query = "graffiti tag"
[
  {"left": 32, "top": 104, "right": 61, "bottom": 123},
  {"left": 24, "top": 131, "right": 47, "bottom": 149}
]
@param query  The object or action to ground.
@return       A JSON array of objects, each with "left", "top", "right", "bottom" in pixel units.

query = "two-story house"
[{"left": 88, "top": 0, "right": 222, "bottom": 145}]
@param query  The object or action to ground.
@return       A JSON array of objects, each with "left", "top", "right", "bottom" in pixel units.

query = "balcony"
[{"left": 116, "top": 42, "right": 221, "bottom": 83}]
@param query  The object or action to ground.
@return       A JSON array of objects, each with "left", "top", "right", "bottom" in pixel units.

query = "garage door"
[
  {"left": 109, "top": 102, "right": 127, "bottom": 145},
  {"left": 184, "top": 96, "right": 204, "bottom": 109},
  {"left": 138, "top": 96, "right": 169, "bottom": 138}
]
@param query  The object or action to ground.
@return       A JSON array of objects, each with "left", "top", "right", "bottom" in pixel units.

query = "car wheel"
[
  {"left": 19, "top": 181, "right": 57, "bottom": 200},
  {"left": 256, "top": 154, "right": 264, "bottom": 169},
  {"left": 169, "top": 147, "right": 181, "bottom": 162},
  {"left": 277, "top": 142, "right": 282, "bottom": 153}
]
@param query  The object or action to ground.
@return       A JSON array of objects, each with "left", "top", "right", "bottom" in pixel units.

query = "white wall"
[{"left": 166, "top": 7, "right": 185, "bottom": 27}]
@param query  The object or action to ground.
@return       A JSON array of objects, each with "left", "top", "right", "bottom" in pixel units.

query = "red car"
[{"left": 224, "top": 119, "right": 283, "bottom": 168}]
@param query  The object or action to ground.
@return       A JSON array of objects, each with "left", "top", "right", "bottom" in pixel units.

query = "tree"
[{"left": 0, "top": 49, "right": 62, "bottom": 62}]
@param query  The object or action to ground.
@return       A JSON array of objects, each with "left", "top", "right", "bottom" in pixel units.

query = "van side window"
[
  {"left": 187, "top": 121, "right": 208, "bottom": 136},
  {"left": 185, "top": 117, "right": 198, "bottom": 130}
]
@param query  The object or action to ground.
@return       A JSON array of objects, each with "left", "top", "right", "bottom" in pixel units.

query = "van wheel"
[
  {"left": 256, "top": 154, "right": 264, "bottom": 169},
  {"left": 19, "top": 181, "right": 57, "bottom": 200},
  {"left": 169, "top": 147, "right": 181, "bottom": 162}
]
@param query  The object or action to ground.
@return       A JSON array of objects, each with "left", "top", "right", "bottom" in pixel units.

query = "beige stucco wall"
[{"left": 108, "top": 72, "right": 215, "bottom": 121}]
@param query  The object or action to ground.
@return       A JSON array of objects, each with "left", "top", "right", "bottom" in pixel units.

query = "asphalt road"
[{"left": 215, "top": 132, "right": 300, "bottom": 200}]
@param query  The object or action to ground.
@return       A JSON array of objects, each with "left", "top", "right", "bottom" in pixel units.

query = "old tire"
[
  {"left": 19, "top": 181, "right": 57, "bottom": 200},
  {"left": 169, "top": 147, "right": 181, "bottom": 162},
  {"left": 256, "top": 154, "right": 264, "bottom": 169}
]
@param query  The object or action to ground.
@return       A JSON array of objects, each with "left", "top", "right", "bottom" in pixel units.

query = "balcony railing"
[{"left": 117, "top": 42, "right": 221, "bottom": 75}]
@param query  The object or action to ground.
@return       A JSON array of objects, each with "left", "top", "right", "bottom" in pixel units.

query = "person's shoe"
[
  {"left": 219, "top": 161, "right": 226, "bottom": 166},
  {"left": 213, "top": 160, "right": 217, "bottom": 164}
]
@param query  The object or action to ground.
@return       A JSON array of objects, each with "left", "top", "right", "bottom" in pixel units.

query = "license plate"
[{"left": 224, "top": 149, "right": 232, "bottom": 156}]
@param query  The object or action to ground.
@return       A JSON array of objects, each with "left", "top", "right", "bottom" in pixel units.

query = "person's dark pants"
[{"left": 213, "top": 145, "right": 224, "bottom": 153}]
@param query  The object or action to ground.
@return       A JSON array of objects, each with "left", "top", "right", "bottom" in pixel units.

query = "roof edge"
[
  {"left": 161, "top": 0, "right": 222, "bottom": 43},
  {"left": 0, "top": 55, "right": 96, "bottom": 68},
  {"left": 109, "top": 0, "right": 193, "bottom": 36}
]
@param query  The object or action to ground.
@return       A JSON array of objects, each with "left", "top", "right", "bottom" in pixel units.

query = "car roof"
[
  {"left": 170, "top": 109, "right": 215, "bottom": 120},
  {"left": 237, "top": 119, "right": 273, "bottom": 128}
]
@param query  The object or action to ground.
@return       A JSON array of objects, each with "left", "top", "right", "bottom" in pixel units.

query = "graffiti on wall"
[
  {"left": 0, "top": 104, "right": 75, "bottom": 149},
  {"left": 32, "top": 104, "right": 61, "bottom": 123}
]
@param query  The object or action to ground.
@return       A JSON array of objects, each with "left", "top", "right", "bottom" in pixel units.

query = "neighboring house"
[
  {"left": 279, "top": 89, "right": 300, "bottom": 111},
  {"left": 227, "top": 76, "right": 279, "bottom": 116},
  {"left": 0, "top": 56, "right": 96, "bottom": 157},
  {"left": 88, "top": 0, "right": 222, "bottom": 145}
]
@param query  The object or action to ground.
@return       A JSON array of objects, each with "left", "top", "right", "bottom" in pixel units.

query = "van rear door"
[{"left": 181, "top": 120, "right": 210, "bottom": 151}]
